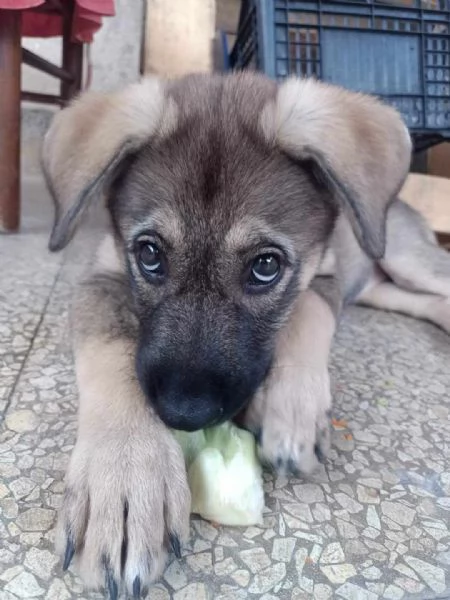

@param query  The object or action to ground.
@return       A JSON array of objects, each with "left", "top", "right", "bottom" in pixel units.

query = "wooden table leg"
[
  {"left": 0, "top": 10, "right": 21, "bottom": 232},
  {"left": 61, "top": 0, "right": 83, "bottom": 101}
]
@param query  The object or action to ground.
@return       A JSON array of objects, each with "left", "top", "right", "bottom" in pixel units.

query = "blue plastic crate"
[{"left": 229, "top": 0, "right": 450, "bottom": 150}]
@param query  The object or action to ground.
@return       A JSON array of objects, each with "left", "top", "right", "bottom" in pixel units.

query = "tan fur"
[
  {"left": 42, "top": 77, "right": 178, "bottom": 250},
  {"left": 94, "top": 234, "right": 125, "bottom": 274},
  {"left": 224, "top": 218, "right": 296, "bottom": 259},
  {"left": 298, "top": 247, "right": 325, "bottom": 291},
  {"left": 318, "top": 247, "right": 337, "bottom": 276},
  {"left": 245, "top": 289, "right": 336, "bottom": 474},
  {"left": 357, "top": 278, "right": 450, "bottom": 334},
  {"left": 57, "top": 337, "right": 190, "bottom": 591},
  {"left": 380, "top": 253, "right": 450, "bottom": 298},
  {"left": 43, "top": 78, "right": 167, "bottom": 203},
  {"left": 261, "top": 78, "right": 412, "bottom": 257},
  {"left": 268, "top": 77, "right": 412, "bottom": 190},
  {"left": 127, "top": 207, "right": 185, "bottom": 248}
]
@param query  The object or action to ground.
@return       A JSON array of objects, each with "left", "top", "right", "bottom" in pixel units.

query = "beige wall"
[
  {"left": 144, "top": 0, "right": 215, "bottom": 76},
  {"left": 143, "top": 0, "right": 242, "bottom": 76},
  {"left": 216, "top": 0, "right": 241, "bottom": 54}
]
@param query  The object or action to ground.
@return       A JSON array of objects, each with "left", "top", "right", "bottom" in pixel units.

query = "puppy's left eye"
[
  {"left": 137, "top": 241, "right": 165, "bottom": 278},
  {"left": 249, "top": 253, "right": 280, "bottom": 286}
]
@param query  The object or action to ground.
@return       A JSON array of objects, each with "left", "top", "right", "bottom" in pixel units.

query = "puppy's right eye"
[
  {"left": 250, "top": 254, "right": 280, "bottom": 284},
  {"left": 137, "top": 241, "right": 165, "bottom": 279}
]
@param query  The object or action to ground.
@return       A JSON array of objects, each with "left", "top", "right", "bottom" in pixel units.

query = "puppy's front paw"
[
  {"left": 249, "top": 367, "right": 331, "bottom": 476},
  {"left": 57, "top": 417, "right": 190, "bottom": 598}
]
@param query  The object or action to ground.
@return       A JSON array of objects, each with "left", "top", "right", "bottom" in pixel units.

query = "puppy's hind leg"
[
  {"left": 356, "top": 278, "right": 450, "bottom": 334},
  {"left": 380, "top": 200, "right": 450, "bottom": 297}
]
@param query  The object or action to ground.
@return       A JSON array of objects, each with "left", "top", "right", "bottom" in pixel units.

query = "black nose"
[
  {"left": 150, "top": 370, "right": 228, "bottom": 431},
  {"left": 156, "top": 394, "right": 224, "bottom": 431}
]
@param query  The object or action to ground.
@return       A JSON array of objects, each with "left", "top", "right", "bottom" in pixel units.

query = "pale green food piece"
[{"left": 172, "top": 422, "right": 264, "bottom": 526}]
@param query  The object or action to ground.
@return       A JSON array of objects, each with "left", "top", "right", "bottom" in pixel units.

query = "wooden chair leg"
[
  {"left": 61, "top": 0, "right": 83, "bottom": 100},
  {"left": 0, "top": 10, "right": 21, "bottom": 232}
]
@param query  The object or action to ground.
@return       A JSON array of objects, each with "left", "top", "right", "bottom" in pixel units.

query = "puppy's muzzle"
[{"left": 136, "top": 298, "right": 273, "bottom": 431}]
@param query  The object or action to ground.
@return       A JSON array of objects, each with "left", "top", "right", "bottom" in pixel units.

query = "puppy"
[{"left": 42, "top": 73, "right": 450, "bottom": 597}]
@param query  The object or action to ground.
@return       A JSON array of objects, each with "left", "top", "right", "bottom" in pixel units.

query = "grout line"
[{"left": 1, "top": 256, "right": 67, "bottom": 420}]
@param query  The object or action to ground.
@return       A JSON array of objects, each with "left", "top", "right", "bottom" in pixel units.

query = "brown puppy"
[{"left": 42, "top": 73, "right": 450, "bottom": 596}]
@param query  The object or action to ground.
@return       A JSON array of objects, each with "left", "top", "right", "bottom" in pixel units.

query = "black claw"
[
  {"left": 287, "top": 458, "right": 301, "bottom": 478},
  {"left": 314, "top": 443, "right": 326, "bottom": 464},
  {"left": 132, "top": 575, "right": 141, "bottom": 598},
  {"left": 254, "top": 428, "right": 262, "bottom": 446},
  {"left": 105, "top": 565, "right": 118, "bottom": 600},
  {"left": 259, "top": 456, "right": 274, "bottom": 472},
  {"left": 62, "top": 535, "right": 75, "bottom": 571},
  {"left": 169, "top": 533, "right": 182, "bottom": 559},
  {"left": 319, "top": 426, "right": 328, "bottom": 440},
  {"left": 275, "top": 456, "right": 283, "bottom": 470}
]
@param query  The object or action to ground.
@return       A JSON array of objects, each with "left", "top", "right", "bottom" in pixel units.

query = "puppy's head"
[{"left": 42, "top": 73, "right": 411, "bottom": 431}]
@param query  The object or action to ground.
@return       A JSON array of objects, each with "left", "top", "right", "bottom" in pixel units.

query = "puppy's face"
[
  {"left": 43, "top": 73, "right": 412, "bottom": 432},
  {"left": 109, "top": 79, "right": 336, "bottom": 430}
]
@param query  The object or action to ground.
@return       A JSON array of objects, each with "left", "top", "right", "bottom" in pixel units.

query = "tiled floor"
[{"left": 1, "top": 178, "right": 449, "bottom": 600}]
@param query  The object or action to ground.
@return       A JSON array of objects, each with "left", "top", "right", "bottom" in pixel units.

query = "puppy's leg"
[
  {"left": 381, "top": 200, "right": 450, "bottom": 297},
  {"left": 245, "top": 281, "right": 338, "bottom": 475},
  {"left": 353, "top": 201, "right": 450, "bottom": 333},
  {"left": 58, "top": 238, "right": 190, "bottom": 596},
  {"left": 356, "top": 278, "right": 450, "bottom": 334}
]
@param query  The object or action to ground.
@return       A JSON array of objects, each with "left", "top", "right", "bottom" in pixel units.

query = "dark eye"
[
  {"left": 137, "top": 242, "right": 164, "bottom": 277},
  {"left": 249, "top": 253, "right": 281, "bottom": 286}
]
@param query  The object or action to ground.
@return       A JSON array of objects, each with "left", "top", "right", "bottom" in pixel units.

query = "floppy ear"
[
  {"left": 264, "top": 78, "right": 412, "bottom": 259},
  {"left": 42, "top": 77, "right": 175, "bottom": 251}
]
